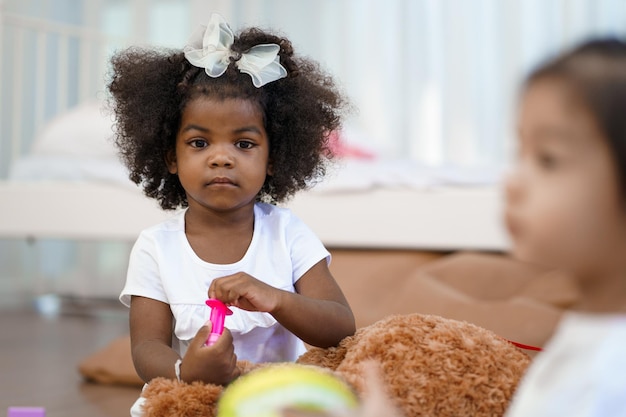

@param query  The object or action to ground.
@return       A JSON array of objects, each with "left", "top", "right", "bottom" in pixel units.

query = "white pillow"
[{"left": 31, "top": 100, "right": 118, "bottom": 159}]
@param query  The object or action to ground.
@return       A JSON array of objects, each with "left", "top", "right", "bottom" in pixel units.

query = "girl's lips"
[{"left": 208, "top": 177, "right": 235, "bottom": 185}]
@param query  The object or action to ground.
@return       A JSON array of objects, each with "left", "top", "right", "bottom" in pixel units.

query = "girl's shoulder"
[
  {"left": 254, "top": 202, "right": 291, "bottom": 218},
  {"left": 255, "top": 202, "right": 302, "bottom": 222},
  {"left": 254, "top": 202, "right": 303, "bottom": 228},
  {"left": 253, "top": 202, "right": 321, "bottom": 245},
  {"left": 545, "top": 312, "right": 626, "bottom": 363},
  {"left": 137, "top": 209, "right": 186, "bottom": 239},
  {"left": 559, "top": 311, "right": 626, "bottom": 333}
]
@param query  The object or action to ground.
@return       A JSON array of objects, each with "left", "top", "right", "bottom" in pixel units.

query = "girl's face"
[
  {"left": 505, "top": 78, "right": 626, "bottom": 281},
  {"left": 168, "top": 97, "right": 271, "bottom": 214}
]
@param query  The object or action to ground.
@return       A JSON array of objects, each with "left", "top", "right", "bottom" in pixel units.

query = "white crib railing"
[{"left": 0, "top": 9, "right": 124, "bottom": 179}]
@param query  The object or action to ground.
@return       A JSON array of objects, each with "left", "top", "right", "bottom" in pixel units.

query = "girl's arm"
[
  {"left": 129, "top": 296, "right": 179, "bottom": 382},
  {"left": 209, "top": 259, "right": 355, "bottom": 347},
  {"left": 129, "top": 295, "right": 240, "bottom": 384},
  {"left": 276, "top": 259, "right": 356, "bottom": 347}
]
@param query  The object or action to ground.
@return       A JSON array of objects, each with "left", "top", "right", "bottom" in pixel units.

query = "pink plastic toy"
[
  {"left": 7, "top": 407, "right": 46, "bottom": 417},
  {"left": 204, "top": 299, "right": 233, "bottom": 346}
]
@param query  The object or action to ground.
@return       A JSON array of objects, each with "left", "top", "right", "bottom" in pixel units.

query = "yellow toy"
[{"left": 217, "top": 364, "right": 358, "bottom": 417}]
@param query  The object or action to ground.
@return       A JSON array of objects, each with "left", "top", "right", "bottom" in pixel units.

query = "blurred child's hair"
[
  {"left": 525, "top": 38, "right": 626, "bottom": 200},
  {"left": 108, "top": 27, "right": 348, "bottom": 210}
]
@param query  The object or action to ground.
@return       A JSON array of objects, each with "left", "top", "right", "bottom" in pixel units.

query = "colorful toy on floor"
[{"left": 7, "top": 407, "right": 46, "bottom": 417}]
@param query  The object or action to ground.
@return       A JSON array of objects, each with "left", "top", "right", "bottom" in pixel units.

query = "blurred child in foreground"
[{"left": 504, "top": 38, "right": 626, "bottom": 416}]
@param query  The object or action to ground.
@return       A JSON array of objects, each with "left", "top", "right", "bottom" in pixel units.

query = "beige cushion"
[
  {"left": 330, "top": 250, "right": 579, "bottom": 350},
  {"left": 78, "top": 335, "right": 143, "bottom": 386}
]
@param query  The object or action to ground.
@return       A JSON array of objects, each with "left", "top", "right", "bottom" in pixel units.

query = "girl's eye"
[
  {"left": 236, "top": 140, "right": 255, "bottom": 150},
  {"left": 536, "top": 152, "right": 558, "bottom": 170},
  {"left": 190, "top": 139, "right": 207, "bottom": 148}
]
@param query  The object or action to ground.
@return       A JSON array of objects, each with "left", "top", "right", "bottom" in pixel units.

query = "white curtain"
[{"left": 3, "top": 0, "right": 626, "bottom": 173}]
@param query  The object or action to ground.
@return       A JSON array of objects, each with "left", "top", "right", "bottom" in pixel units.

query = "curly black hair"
[{"left": 107, "top": 25, "right": 349, "bottom": 210}]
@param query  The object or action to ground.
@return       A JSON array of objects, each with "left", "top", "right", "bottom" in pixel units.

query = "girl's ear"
[
  {"left": 266, "top": 160, "right": 274, "bottom": 176},
  {"left": 166, "top": 150, "right": 178, "bottom": 174}
]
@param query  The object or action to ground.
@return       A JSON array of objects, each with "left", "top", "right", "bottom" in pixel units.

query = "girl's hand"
[
  {"left": 209, "top": 272, "right": 282, "bottom": 313},
  {"left": 210, "top": 260, "right": 355, "bottom": 348},
  {"left": 180, "top": 323, "right": 240, "bottom": 385}
]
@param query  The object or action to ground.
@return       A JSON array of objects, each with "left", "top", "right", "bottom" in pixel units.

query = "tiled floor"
[{"left": 0, "top": 301, "right": 141, "bottom": 417}]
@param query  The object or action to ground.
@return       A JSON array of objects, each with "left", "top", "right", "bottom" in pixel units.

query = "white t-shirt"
[
  {"left": 505, "top": 312, "right": 626, "bottom": 417},
  {"left": 119, "top": 202, "right": 330, "bottom": 363}
]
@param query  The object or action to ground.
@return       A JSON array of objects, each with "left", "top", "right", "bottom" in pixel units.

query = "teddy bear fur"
[{"left": 141, "top": 313, "right": 531, "bottom": 417}]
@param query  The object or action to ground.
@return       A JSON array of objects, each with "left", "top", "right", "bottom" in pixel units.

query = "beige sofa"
[{"left": 330, "top": 249, "right": 579, "bottom": 350}]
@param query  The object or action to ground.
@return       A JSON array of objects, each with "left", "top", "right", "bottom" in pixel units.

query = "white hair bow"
[{"left": 183, "top": 13, "right": 288, "bottom": 88}]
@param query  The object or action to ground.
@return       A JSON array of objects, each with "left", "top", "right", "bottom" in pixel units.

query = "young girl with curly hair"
[
  {"left": 108, "top": 13, "right": 355, "bottom": 415},
  {"left": 504, "top": 38, "right": 626, "bottom": 416}
]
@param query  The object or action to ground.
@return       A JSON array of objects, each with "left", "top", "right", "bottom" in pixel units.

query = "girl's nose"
[{"left": 208, "top": 145, "right": 234, "bottom": 167}]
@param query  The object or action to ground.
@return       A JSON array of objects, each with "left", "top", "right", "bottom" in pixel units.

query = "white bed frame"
[
  {"left": 0, "top": 10, "right": 510, "bottom": 253},
  {"left": 0, "top": 181, "right": 510, "bottom": 251}
]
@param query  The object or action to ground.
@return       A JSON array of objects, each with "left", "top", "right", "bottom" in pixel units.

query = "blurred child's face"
[
  {"left": 168, "top": 97, "right": 271, "bottom": 213},
  {"left": 505, "top": 78, "right": 626, "bottom": 280}
]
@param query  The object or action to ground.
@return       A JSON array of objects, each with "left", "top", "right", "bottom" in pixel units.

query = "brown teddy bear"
[{"left": 138, "top": 313, "right": 531, "bottom": 417}]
